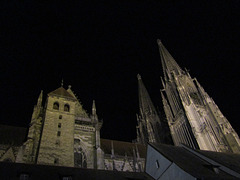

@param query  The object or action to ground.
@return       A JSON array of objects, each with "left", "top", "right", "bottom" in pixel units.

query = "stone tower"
[
  {"left": 37, "top": 86, "right": 76, "bottom": 166},
  {"left": 136, "top": 74, "right": 166, "bottom": 145},
  {"left": 158, "top": 39, "right": 240, "bottom": 153},
  {"left": 33, "top": 84, "right": 104, "bottom": 168}
]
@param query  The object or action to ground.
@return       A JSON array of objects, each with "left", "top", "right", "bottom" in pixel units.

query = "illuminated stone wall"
[
  {"left": 158, "top": 40, "right": 240, "bottom": 153},
  {"left": 74, "top": 118, "right": 97, "bottom": 169},
  {"left": 37, "top": 94, "right": 76, "bottom": 167},
  {"left": 0, "top": 86, "right": 145, "bottom": 172}
]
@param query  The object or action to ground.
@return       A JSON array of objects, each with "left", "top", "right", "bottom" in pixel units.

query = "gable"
[{"left": 48, "top": 87, "right": 75, "bottom": 99}]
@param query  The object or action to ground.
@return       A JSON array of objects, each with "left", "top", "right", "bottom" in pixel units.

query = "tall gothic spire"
[
  {"left": 92, "top": 100, "right": 96, "bottom": 115},
  {"left": 157, "top": 39, "right": 184, "bottom": 81},
  {"left": 158, "top": 40, "right": 240, "bottom": 153},
  {"left": 137, "top": 74, "right": 157, "bottom": 115},
  {"left": 137, "top": 74, "right": 166, "bottom": 144}
]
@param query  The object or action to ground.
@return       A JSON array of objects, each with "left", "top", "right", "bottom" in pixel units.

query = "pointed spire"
[
  {"left": 132, "top": 148, "right": 137, "bottom": 172},
  {"left": 160, "top": 90, "right": 167, "bottom": 106},
  {"left": 111, "top": 141, "right": 114, "bottom": 158},
  {"left": 92, "top": 100, "right": 98, "bottom": 121},
  {"left": 137, "top": 74, "right": 141, "bottom": 80},
  {"left": 61, "top": 79, "right": 64, "bottom": 87},
  {"left": 37, "top": 90, "right": 43, "bottom": 107},
  {"left": 111, "top": 141, "right": 115, "bottom": 170},
  {"left": 135, "top": 144, "right": 140, "bottom": 159},
  {"left": 92, "top": 100, "right": 96, "bottom": 115},
  {"left": 157, "top": 39, "right": 183, "bottom": 81},
  {"left": 137, "top": 74, "right": 157, "bottom": 116}
]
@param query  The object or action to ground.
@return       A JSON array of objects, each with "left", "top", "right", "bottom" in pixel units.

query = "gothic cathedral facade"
[
  {"left": 1, "top": 39, "right": 240, "bottom": 173},
  {"left": 157, "top": 39, "right": 240, "bottom": 153},
  {"left": 15, "top": 85, "right": 145, "bottom": 171}
]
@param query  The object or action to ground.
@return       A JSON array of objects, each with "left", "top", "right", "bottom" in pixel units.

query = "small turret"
[
  {"left": 111, "top": 141, "right": 114, "bottom": 158},
  {"left": 91, "top": 100, "right": 98, "bottom": 121},
  {"left": 92, "top": 100, "right": 97, "bottom": 116}
]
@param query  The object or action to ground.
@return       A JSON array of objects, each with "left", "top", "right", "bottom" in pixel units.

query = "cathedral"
[
  {"left": 136, "top": 40, "right": 240, "bottom": 153},
  {"left": 157, "top": 39, "right": 240, "bottom": 153},
  {"left": 1, "top": 40, "right": 240, "bottom": 175},
  {"left": 11, "top": 84, "right": 145, "bottom": 171}
]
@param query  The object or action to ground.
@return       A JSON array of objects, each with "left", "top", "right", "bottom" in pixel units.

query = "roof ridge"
[{"left": 48, "top": 87, "right": 75, "bottom": 99}]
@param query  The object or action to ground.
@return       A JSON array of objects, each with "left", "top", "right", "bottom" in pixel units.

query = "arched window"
[
  {"left": 74, "top": 139, "right": 87, "bottom": 168},
  {"left": 53, "top": 102, "right": 59, "bottom": 110},
  {"left": 64, "top": 104, "right": 70, "bottom": 112}
]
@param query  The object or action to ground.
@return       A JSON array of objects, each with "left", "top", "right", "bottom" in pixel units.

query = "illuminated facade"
[
  {"left": 158, "top": 40, "right": 240, "bottom": 153},
  {"left": 13, "top": 85, "right": 145, "bottom": 171},
  {"left": 1, "top": 39, "right": 240, "bottom": 176}
]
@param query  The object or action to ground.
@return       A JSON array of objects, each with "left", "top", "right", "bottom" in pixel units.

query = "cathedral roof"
[
  {"left": 0, "top": 125, "right": 27, "bottom": 146},
  {"left": 195, "top": 148, "right": 240, "bottom": 174},
  {"left": 149, "top": 143, "right": 240, "bottom": 179},
  {"left": 48, "top": 87, "right": 75, "bottom": 99},
  {"left": 100, "top": 139, "right": 146, "bottom": 158}
]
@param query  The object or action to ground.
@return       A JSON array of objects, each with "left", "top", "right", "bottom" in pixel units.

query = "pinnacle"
[
  {"left": 137, "top": 74, "right": 141, "bottom": 80},
  {"left": 157, "top": 39, "right": 162, "bottom": 45},
  {"left": 61, "top": 79, "right": 64, "bottom": 87}
]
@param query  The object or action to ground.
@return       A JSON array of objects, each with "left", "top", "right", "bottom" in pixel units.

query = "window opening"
[
  {"left": 53, "top": 102, "right": 59, "bottom": 110},
  {"left": 155, "top": 160, "right": 160, "bottom": 169},
  {"left": 74, "top": 139, "right": 87, "bottom": 168},
  {"left": 64, "top": 104, "right": 70, "bottom": 112},
  {"left": 54, "top": 158, "right": 59, "bottom": 164}
]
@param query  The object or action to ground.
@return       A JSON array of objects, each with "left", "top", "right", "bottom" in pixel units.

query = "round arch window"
[
  {"left": 64, "top": 104, "right": 70, "bottom": 112},
  {"left": 53, "top": 102, "right": 59, "bottom": 110}
]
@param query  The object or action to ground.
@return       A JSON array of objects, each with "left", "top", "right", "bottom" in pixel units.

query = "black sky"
[{"left": 0, "top": 1, "right": 239, "bottom": 142}]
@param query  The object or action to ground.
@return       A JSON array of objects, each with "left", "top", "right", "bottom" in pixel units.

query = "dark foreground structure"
[
  {"left": 2, "top": 143, "right": 240, "bottom": 180},
  {"left": 145, "top": 144, "right": 240, "bottom": 180},
  {"left": 0, "top": 162, "right": 152, "bottom": 180}
]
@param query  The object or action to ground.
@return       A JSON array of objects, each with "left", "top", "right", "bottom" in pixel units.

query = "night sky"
[{"left": 0, "top": 1, "right": 239, "bottom": 142}]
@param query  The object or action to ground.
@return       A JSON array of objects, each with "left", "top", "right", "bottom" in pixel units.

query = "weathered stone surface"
[{"left": 0, "top": 86, "right": 146, "bottom": 172}]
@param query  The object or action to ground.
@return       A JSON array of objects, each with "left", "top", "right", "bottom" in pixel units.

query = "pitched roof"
[
  {"left": 149, "top": 143, "right": 240, "bottom": 179},
  {"left": 195, "top": 149, "right": 240, "bottom": 174},
  {"left": 0, "top": 125, "right": 27, "bottom": 146},
  {"left": 101, "top": 139, "right": 146, "bottom": 158},
  {"left": 48, "top": 87, "right": 75, "bottom": 99}
]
